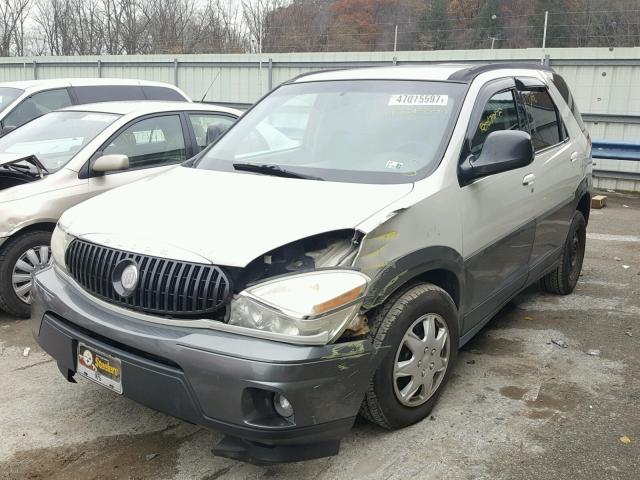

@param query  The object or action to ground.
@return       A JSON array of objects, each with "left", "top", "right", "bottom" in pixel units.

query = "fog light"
[{"left": 273, "top": 393, "right": 294, "bottom": 418}]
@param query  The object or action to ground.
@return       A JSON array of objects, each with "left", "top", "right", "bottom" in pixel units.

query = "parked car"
[
  {"left": 0, "top": 101, "right": 239, "bottom": 316},
  {"left": 0, "top": 78, "right": 189, "bottom": 137},
  {"left": 32, "top": 63, "right": 591, "bottom": 464}
]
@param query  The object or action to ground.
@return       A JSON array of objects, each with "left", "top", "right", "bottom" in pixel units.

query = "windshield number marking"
[{"left": 388, "top": 94, "right": 448, "bottom": 107}]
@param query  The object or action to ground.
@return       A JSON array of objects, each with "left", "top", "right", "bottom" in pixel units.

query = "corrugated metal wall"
[{"left": 2, "top": 47, "right": 640, "bottom": 190}]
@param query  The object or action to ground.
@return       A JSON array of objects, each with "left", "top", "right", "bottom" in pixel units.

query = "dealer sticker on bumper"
[{"left": 77, "top": 344, "right": 123, "bottom": 394}]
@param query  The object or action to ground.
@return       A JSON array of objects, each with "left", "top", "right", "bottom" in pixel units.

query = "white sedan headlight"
[
  {"left": 229, "top": 270, "right": 369, "bottom": 345},
  {"left": 50, "top": 224, "right": 73, "bottom": 271}
]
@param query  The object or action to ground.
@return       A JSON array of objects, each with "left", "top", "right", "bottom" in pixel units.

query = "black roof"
[{"left": 447, "top": 62, "right": 554, "bottom": 82}]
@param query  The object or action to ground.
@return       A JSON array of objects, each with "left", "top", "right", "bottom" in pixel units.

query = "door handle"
[
  {"left": 522, "top": 173, "right": 535, "bottom": 186},
  {"left": 570, "top": 151, "right": 580, "bottom": 162}
]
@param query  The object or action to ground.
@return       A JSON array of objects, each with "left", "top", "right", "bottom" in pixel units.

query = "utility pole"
[
  {"left": 490, "top": 14, "right": 497, "bottom": 50},
  {"left": 393, "top": 25, "right": 398, "bottom": 53},
  {"left": 258, "top": 0, "right": 263, "bottom": 95},
  {"left": 541, "top": 10, "right": 549, "bottom": 64},
  {"left": 542, "top": 10, "right": 548, "bottom": 49}
]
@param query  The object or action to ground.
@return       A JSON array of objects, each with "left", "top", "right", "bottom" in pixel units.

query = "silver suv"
[{"left": 32, "top": 63, "right": 591, "bottom": 464}]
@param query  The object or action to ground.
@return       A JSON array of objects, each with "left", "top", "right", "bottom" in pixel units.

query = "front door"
[
  {"left": 459, "top": 78, "right": 536, "bottom": 332},
  {"left": 88, "top": 114, "right": 189, "bottom": 195}
]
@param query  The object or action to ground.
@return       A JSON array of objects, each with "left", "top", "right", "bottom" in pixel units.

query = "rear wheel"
[
  {"left": 540, "top": 211, "right": 586, "bottom": 295},
  {"left": 361, "top": 283, "right": 458, "bottom": 429},
  {"left": 0, "top": 230, "right": 52, "bottom": 317}
]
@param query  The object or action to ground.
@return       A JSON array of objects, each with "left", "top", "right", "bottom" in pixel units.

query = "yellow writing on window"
[{"left": 479, "top": 108, "right": 503, "bottom": 132}]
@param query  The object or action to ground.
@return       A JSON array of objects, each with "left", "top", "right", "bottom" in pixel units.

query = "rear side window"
[
  {"left": 520, "top": 89, "right": 563, "bottom": 151},
  {"left": 189, "top": 114, "right": 235, "bottom": 151},
  {"left": 470, "top": 89, "right": 521, "bottom": 156},
  {"left": 143, "top": 86, "right": 186, "bottom": 101},
  {"left": 73, "top": 85, "right": 145, "bottom": 104},
  {"left": 2, "top": 88, "right": 72, "bottom": 129}
]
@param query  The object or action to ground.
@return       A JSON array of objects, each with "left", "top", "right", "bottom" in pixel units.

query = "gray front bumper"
[{"left": 31, "top": 267, "right": 380, "bottom": 463}]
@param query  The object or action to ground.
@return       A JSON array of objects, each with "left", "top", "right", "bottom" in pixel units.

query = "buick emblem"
[{"left": 112, "top": 259, "right": 139, "bottom": 298}]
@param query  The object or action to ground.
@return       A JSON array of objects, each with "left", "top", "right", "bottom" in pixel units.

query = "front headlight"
[
  {"left": 229, "top": 270, "right": 369, "bottom": 345},
  {"left": 50, "top": 224, "right": 73, "bottom": 271}
]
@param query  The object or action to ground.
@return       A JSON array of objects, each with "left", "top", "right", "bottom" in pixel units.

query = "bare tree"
[{"left": 0, "top": 0, "right": 31, "bottom": 56}]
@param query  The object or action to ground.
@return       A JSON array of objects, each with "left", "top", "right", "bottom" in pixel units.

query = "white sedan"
[{"left": 0, "top": 101, "right": 240, "bottom": 316}]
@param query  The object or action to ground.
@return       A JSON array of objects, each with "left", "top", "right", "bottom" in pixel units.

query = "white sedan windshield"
[
  {"left": 197, "top": 80, "right": 465, "bottom": 183},
  {"left": 0, "top": 111, "right": 120, "bottom": 172}
]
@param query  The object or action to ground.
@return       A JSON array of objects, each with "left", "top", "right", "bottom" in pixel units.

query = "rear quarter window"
[
  {"left": 143, "top": 86, "right": 186, "bottom": 101},
  {"left": 73, "top": 85, "right": 145, "bottom": 103}
]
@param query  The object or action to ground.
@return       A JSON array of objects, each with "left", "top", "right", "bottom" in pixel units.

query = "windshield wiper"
[
  {"left": 233, "top": 163, "right": 323, "bottom": 181},
  {"left": 0, "top": 154, "right": 49, "bottom": 178},
  {"left": 2, "top": 163, "right": 39, "bottom": 177}
]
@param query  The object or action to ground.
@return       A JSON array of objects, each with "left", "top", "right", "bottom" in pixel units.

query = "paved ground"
[{"left": 1, "top": 193, "right": 638, "bottom": 480}]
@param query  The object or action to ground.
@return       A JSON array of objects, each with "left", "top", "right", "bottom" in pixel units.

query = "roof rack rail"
[
  {"left": 286, "top": 68, "right": 348, "bottom": 84},
  {"left": 447, "top": 62, "right": 553, "bottom": 82}
]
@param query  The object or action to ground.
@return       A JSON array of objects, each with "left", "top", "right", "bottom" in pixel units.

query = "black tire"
[
  {"left": 0, "top": 230, "right": 52, "bottom": 318},
  {"left": 360, "top": 283, "right": 459, "bottom": 429},
  {"left": 539, "top": 211, "right": 586, "bottom": 295}
]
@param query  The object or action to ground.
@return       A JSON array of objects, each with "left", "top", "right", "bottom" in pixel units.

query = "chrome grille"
[{"left": 65, "top": 239, "right": 231, "bottom": 316}]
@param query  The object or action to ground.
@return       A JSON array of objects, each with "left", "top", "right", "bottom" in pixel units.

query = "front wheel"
[
  {"left": 0, "top": 230, "right": 52, "bottom": 317},
  {"left": 360, "top": 283, "right": 459, "bottom": 429},
  {"left": 539, "top": 211, "right": 586, "bottom": 295}
]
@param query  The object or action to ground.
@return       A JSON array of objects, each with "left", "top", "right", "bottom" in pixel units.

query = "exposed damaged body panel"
[{"left": 0, "top": 153, "right": 48, "bottom": 191}]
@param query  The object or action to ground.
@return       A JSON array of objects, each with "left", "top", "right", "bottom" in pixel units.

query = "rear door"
[
  {"left": 459, "top": 78, "right": 536, "bottom": 332},
  {"left": 88, "top": 113, "right": 191, "bottom": 195},
  {"left": 517, "top": 78, "right": 580, "bottom": 280}
]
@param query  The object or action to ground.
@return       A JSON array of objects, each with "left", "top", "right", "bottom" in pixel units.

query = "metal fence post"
[
  {"left": 174, "top": 58, "right": 179, "bottom": 86},
  {"left": 268, "top": 58, "right": 273, "bottom": 91},
  {"left": 97, "top": 59, "right": 102, "bottom": 78},
  {"left": 32, "top": 60, "right": 37, "bottom": 80}
]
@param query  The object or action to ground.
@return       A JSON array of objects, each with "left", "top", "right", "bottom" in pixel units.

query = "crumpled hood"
[
  {"left": 61, "top": 166, "right": 413, "bottom": 267},
  {"left": 0, "top": 152, "right": 47, "bottom": 171}
]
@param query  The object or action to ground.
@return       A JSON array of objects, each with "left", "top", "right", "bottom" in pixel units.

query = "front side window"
[
  {"left": 0, "top": 87, "right": 23, "bottom": 114},
  {"left": 2, "top": 88, "right": 72, "bottom": 129},
  {"left": 520, "top": 89, "right": 562, "bottom": 151},
  {"left": 0, "top": 111, "right": 120, "bottom": 172},
  {"left": 195, "top": 80, "right": 466, "bottom": 184},
  {"left": 470, "top": 90, "right": 522, "bottom": 156},
  {"left": 189, "top": 114, "right": 235, "bottom": 151},
  {"left": 103, "top": 115, "right": 186, "bottom": 170}
]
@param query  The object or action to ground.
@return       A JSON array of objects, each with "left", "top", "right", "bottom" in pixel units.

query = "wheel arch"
[
  {"left": 574, "top": 178, "right": 591, "bottom": 225},
  {"left": 1, "top": 221, "right": 56, "bottom": 252},
  {"left": 362, "top": 246, "right": 465, "bottom": 314}
]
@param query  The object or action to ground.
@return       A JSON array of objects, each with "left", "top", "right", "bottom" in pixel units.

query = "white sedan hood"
[{"left": 61, "top": 166, "right": 413, "bottom": 267}]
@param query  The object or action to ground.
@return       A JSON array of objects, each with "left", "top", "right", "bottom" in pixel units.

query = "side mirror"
[
  {"left": 460, "top": 130, "right": 534, "bottom": 183},
  {"left": 92, "top": 154, "right": 130, "bottom": 173}
]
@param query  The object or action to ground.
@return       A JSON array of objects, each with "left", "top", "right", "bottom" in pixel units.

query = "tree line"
[{"left": 1, "top": 0, "right": 640, "bottom": 56}]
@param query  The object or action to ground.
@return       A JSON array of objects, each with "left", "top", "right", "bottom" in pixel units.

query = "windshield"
[
  {"left": 196, "top": 80, "right": 466, "bottom": 183},
  {"left": 0, "top": 87, "right": 23, "bottom": 114},
  {"left": 0, "top": 111, "right": 120, "bottom": 172}
]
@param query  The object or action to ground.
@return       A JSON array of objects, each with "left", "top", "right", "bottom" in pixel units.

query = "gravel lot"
[{"left": 1, "top": 193, "right": 638, "bottom": 480}]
